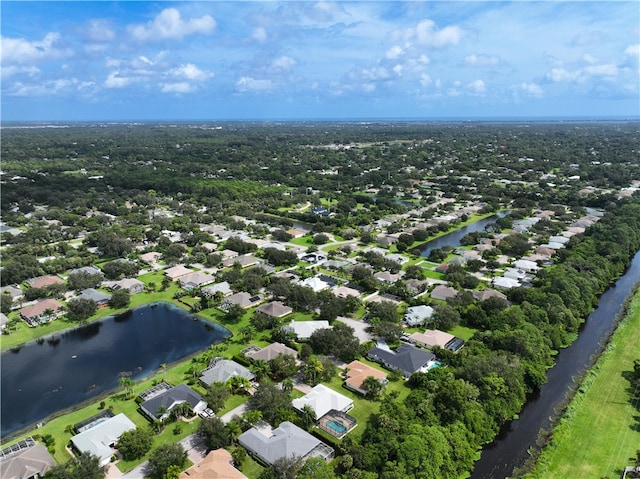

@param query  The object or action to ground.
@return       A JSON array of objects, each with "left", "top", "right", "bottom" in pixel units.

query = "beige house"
[{"left": 344, "top": 360, "right": 387, "bottom": 395}]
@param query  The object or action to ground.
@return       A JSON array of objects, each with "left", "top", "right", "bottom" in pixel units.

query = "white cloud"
[
  {"left": 1, "top": 65, "right": 40, "bottom": 79},
  {"left": 420, "top": 73, "right": 432, "bottom": 87},
  {"left": 86, "top": 19, "right": 115, "bottom": 43},
  {"left": 412, "top": 19, "right": 466, "bottom": 47},
  {"left": 547, "top": 67, "right": 580, "bottom": 82},
  {"left": 236, "top": 76, "right": 273, "bottom": 92},
  {"left": 464, "top": 54, "right": 500, "bottom": 67},
  {"left": 584, "top": 63, "right": 618, "bottom": 77},
  {"left": 467, "top": 79, "right": 486, "bottom": 95},
  {"left": 170, "top": 63, "right": 212, "bottom": 82},
  {"left": 1, "top": 33, "right": 67, "bottom": 65},
  {"left": 386, "top": 45, "right": 404, "bottom": 60},
  {"left": 520, "top": 82, "right": 543, "bottom": 98},
  {"left": 161, "top": 82, "right": 196, "bottom": 94},
  {"left": 252, "top": 27, "right": 267, "bottom": 43},
  {"left": 625, "top": 44, "right": 640, "bottom": 58},
  {"left": 129, "top": 8, "right": 216, "bottom": 42},
  {"left": 104, "top": 72, "right": 135, "bottom": 89},
  {"left": 272, "top": 56, "right": 296, "bottom": 70}
]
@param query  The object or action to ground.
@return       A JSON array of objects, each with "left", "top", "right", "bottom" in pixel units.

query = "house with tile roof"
[
  {"left": 199, "top": 359, "right": 256, "bottom": 387},
  {"left": 343, "top": 360, "right": 388, "bottom": 395},
  {"left": 0, "top": 439, "right": 56, "bottom": 479},
  {"left": 19, "top": 298, "right": 64, "bottom": 326},
  {"left": 179, "top": 448, "right": 247, "bottom": 479}
]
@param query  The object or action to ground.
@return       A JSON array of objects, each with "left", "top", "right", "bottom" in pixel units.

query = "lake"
[{"left": 0, "top": 302, "right": 230, "bottom": 438}]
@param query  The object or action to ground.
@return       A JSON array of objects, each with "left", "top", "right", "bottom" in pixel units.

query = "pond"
[
  {"left": 0, "top": 302, "right": 230, "bottom": 438},
  {"left": 419, "top": 212, "right": 507, "bottom": 258}
]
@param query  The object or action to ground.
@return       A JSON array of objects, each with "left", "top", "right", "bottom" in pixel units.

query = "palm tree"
[
  {"left": 251, "top": 360, "right": 271, "bottom": 382},
  {"left": 304, "top": 357, "right": 323, "bottom": 386},
  {"left": 159, "top": 363, "right": 167, "bottom": 381},
  {"left": 240, "top": 325, "right": 256, "bottom": 343},
  {"left": 301, "top": 404, "right": 316, "bottom": 430},
  {"left": 119, "top": 376, "right": 135, "bottom": 398},
  {"left": 226, "top": 421, "right": 242, "bottom": 444},
  {"left": 281, "top": 378, "right": 294, "bottom": 393},
  {"left": 227, "top": 376, "right": 252, "bottom": 395}
]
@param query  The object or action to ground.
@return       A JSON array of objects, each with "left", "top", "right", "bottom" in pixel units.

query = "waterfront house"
[
  {"left": 19, "top": 298, "right": 64, "bottom": 326},
  {"left": 140, "top": 384, "right": 207, "bottom": 422},
  {"left": 70, "top": 413, "right": 136, "bottom": 466},
  {"left": 0, "top": 438, "right": 56, "bottom": 479},
  {"left": 200, "top": 358, "right": 256, "bottom": 387}
]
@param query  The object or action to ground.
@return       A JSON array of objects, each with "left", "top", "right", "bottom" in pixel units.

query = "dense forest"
[{"left": 1, "top": 121, "right": 639, "bottom": 479}]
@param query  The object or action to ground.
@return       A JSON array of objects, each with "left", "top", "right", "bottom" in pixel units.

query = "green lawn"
[{"left": 523, "top": 291, "right": 640, "bottom": 479}]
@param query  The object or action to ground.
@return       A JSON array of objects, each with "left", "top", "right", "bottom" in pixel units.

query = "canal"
[
  {"left": 0, "top": 302, "right": 229, "bottom": 438},
  {"left": 470, "top": 249, "right": 640, "bottom": 478}
]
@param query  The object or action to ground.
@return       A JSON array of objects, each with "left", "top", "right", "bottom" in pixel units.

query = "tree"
[
  {"left": 268, "top": 353, "right": 299, "bottom": 381},
  {"left": 66, "top": 298, "right": 97, "bottom": 321},
  {"left": 363, "top": 376, "right": 385, "bottom": 400},
  {"left": 247, "top": 382, "right": 293, "bottom": 425},
  {"left": 119, "top": 376, "right": 135, "bottom": 398},
  {"left": 226, "top": 303, "right": 245, "bottom": 322},
  {"left": 313, "top": 233, "right": 330, "bottom": 245},
  {"left": 0, "top": 293, "right": 13, "bottom": 314},
  {"left": 197, "top": 416, "right": 232, "bottom": 450},
  {"left": 271, "top": 455, "right": 303, "bottom": 479},
  {"left": 227, "top": 375, "right": 252, "bottom": 395},
  {"left": 303, "top": 356, "right": 324, "bottom": 386},
  {"left": 147, "top": 443, "right": 187, "bottom": 479},
  {"left": 108, "top": 288, "right": 130, "bottom": 309},
  {"left": 204, "top": 382, "right": 230, "bottom": 412},
  {"left": 116, "top": 427, "right": 154, "bottom": 461},
  {"left": 45, "top": 452, "right": 106, "bottom": 479},
  {"left": 297, "top": 457, "right": 337, "bottom": 479},
  {"left": 300, "top": 404, "right": 317, "bottom": 430},
  {"left": 67, "top": 271, "right": 104, "bottom": 291}
]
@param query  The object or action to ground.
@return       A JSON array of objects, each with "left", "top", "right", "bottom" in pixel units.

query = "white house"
[
  {"left": 292, "top": 384, "right": 354, "bottom": 421},
  {"left": 404, "top": 305, "right": 434, "bottom": 327}
]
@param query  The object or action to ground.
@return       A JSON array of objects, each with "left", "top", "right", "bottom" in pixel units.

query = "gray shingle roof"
[
  {"left": 140, "top": 384, "right": 204, "bottom": 421},
  {"left": 367, "top": 343, "right": 436, "bottom": 377},
  {"left": 238, "top": 421, "right": 333, "bottom": 466},
  {"left": 200, "top": 359, "right": 255, "bottom": 386}
]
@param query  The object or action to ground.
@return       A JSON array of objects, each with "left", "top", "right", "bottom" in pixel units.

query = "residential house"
[
  {"left": 164, "top": 265, "right": 193, "bottom": 281},
  {"left": 238, "top": 421, "right": 334, "bottom": 466},
  {"left": 404, "top": 305, "right": 434, "bottom": 327},
  {"left": 332, "top": 285, "right": 361, "bottom": 299},
  {"left": 0, "top": 285, "right": 24, "bottom": 303},
  {"left": 376, "top": 234, "right": 397, "bottom": 246},
  {"left": 25, "top": 275, "right": 64, "bottom": 290},
  {"left": 292, "top": 384, "right": 354, "bottom": 421},
  {"left": 140, "top": 251, "right": 162, "bottom": 265},
  {"left": 200, "top": 359, "right": 256, "bottom": 387},
  {"left": 282, "top": 320, "right": 331, "bottom": 340},
  {"left": 472, "top": 289, "right": 508, "bottom": 302},
  {"left": 201, "top": 281, "right": 233, "bottom": 298},
  {"left": 285, "top": 229, "right": 305, "bottom": 239},
  {"left": 409, "top": 329, "right": 464, "bottom": 351},
  {"left": 514, "top": 259, "right": 539, "bottom": 272},
  {"left": 70, "top": 413, "right": 136, "bottom": 466},
  {"left": 373, "top": 271, "right": 403, "bottom": 284},
  {"left": 221, "top": 292, "right": 262, "bottom": 311},
  {"left": 222, "top": 254, "right": 259, "bottom": 269},
  {"left": 343, "top": 360, "right": 387, "bottom": 395},
  {"left": 105, "top": 278, "right": 146, "bottom": 294},
  {"left": 367, "top": 343, "right": 437, "bottom": 378},
  {"left": 295, "top": 276, "right": 332, "bottom": 292},
  {"left": 178, "top": 271, "right": 215, "bottom": 290},
  {"left": 430, "top": 285, "right": 458, "bottom": 301},
  {"left": 492, "top": 277, "right": 521, "bottom": 289},
  {"left": 405, "top": 278, "right": 429, "bottom": 295},
  {"left": 256, "top": 301, "right": 293, "bottom": 319},
  {"left": 0, "top": 438, "right": 56, "bottom": 479},
  {"left": 245, "top": 343, "right": 298, "bottom": 362},
  {"left": 68, "top": 265, "right": 103, "bottom": 277},
  {"left": 70, "top": 288, "right": 112, "bottom": 307},
  {"left": 179, "top": 448, "right": 248, "bottom": 479},
  {"left": 140, "top": 384, "right": 207, "bottom": 422},
  {"left": 19, "top": 298, "right": 64, "bottom": 326},
  {"left": 0, "top": 313, "right": 8, "bottom": 330}
]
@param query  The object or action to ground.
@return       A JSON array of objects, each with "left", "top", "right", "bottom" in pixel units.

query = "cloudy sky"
[{"left": 1, "top": 1, "right": 638, "bottom": 121}]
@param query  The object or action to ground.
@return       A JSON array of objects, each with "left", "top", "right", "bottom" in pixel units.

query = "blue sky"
[{"left": 1, "top": 1, "right": 639, "bottom": 121}]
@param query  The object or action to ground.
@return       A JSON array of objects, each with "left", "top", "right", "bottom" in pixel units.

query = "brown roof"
[
  {"left": 26, "top": 275, "right": 64, "bottom": 289},
  {"left": 0, "top": 442, "right": 56, "bottom": 479},
  {"left": 256, "top": 301, "right": 292, "bottom": 318},
  {"left": 409, "top": 329, "right": 454, "bottom": 349},
  {"left": 248, "top": 342, "right": 298, "bottom": 362},
  {"left": 19, "top": 298, "right": 64, "bottom": 319},
  {"left": 179, "top": 449, "right": 247, "bottom": 479},
  {"left": 344, "top": 360, "right": 387, "bottom": 392}
]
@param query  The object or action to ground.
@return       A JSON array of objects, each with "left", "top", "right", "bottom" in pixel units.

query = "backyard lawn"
[{"left": 523, "top": 291, "right": 640, "bottom": 479}]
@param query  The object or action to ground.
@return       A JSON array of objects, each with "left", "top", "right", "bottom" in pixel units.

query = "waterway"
[
  {"left": 0, "top": 302, "right": 229, "bottom": 438},
  {"left": 419, "top": 212, "right": 507, "bottom": 257},
  {"left": 470, "top": 249, "right": 640, "bottom": 479}
]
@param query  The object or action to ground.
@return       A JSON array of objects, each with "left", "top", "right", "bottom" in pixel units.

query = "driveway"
[{"left": 336, "top": 316, "right": 371, "bottom": 344}]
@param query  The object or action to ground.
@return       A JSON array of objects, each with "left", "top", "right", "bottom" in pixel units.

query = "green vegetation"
[{"left": 522, "top": 290, "right": 640, "bottom": 479}]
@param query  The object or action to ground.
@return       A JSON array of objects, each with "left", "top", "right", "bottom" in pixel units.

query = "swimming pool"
[{"left": 326, "top": 420, "right": 347, "bottom": 435}]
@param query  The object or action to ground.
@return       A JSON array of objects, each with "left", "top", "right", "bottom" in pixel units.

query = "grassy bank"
[{"left": 522, "top": 289, "right": 640, "bottom": 479}]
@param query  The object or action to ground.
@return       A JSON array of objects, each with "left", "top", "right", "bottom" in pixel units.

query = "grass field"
[{"left": 523, "top": 290, "right": 640, "bottom": 479}]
